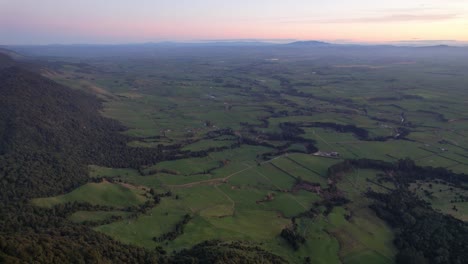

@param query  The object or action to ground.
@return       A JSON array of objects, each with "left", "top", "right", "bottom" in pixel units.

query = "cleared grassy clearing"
[
  {"left": 331, "top": 170, "right": 396, "bottom": 261},
  {"left": 95, "top": 198, "right": 188, "bottom": 248},
  {"left": 89, "top": 165, "right": 140, "bottom": 178},
  {"left": 175, "top": 185, "right": 233, "bottom": 215},
  {"left": 181, "top": 138, "right": 235, "bottom": 152},
  {"left": 145, "top": 157, "right": 221, "bottom": 176},
  {"left": 68, "top": 211, "right": 130, "bottom": 223},
  {"left": 287, "top": 154, "right": 342, "bottom": 177},
  {"left": 295, "top": 216, "right": 341, "bottom": 264},
  {"left": 410, "top": 181, "right": 468, "bottom": 221},
  {"left": 117, "top": 174, "right": 164, "bottom": 190},
  {"left": 158, "top": 173, "right": 215, "bottom": 186},
  {"left": 32, "top": 181, "right": 147, "bottom": 208},
  {"left": 255, "top": 164, "right": 296, "bottom": 190},
  {"left": 227, "top": 169, "right": 276, "bottom": 190},
  {"left": 271, "top": 156, "right": 328, "bottom": 186}
]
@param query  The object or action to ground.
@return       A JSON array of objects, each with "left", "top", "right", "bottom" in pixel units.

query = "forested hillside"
[
  {"left": 0, "top": 55, "right": 285, "bottom": 263},
  {"left": 0, "top": 60, "right": 163, "bottom": 262},
  {"left": 0, "top": 66, "right": 127, "bottom": 199},
  {"left": 0, "top": 64, "right": 198, "bottom": 201},
  {"left": 0, "top": 53, "right": 15, "bottom": 69}
]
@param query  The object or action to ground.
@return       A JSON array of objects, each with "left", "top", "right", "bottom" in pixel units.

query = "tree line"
[{"left": 327, "top": 158, "right": 468, "bottom": 264}]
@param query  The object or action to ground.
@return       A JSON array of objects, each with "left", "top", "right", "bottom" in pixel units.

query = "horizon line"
[{"left": 2, "top": 39, "right": 468, "bottom": 47}]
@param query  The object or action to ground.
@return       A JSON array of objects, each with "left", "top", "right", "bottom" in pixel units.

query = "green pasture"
[
  {"left": 32, "top": 181, "right": 147, "bottom": 208},
  {"left": 68, "top": 211, "right": 130, "bottom": 223}
]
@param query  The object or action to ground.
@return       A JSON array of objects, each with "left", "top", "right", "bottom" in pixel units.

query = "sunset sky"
[{"left": 1, "top": 0, "right": 467, "bottom": 45}]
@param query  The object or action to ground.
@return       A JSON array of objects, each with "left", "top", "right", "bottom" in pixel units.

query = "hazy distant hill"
[
  {"left": 6, "top": 42, "right": 468, "bottom": 59},
  {"left": 0, "top": 52, "right": 15, "bottom": 69},
  {"left": 0, "top": 48, "right": 24, "bottom": 60},
  {"left": 416, "top": 44, "right": 458, "bottom": 49},
  {"left": 286, "top": 40, "right": 331, "bottom": 46}
]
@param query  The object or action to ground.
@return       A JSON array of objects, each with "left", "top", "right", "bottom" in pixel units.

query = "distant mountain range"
[
  {"left": 286, "top": 40, "right": 331, "bottom": 46},
  {"left": 0, "top": 40, "right": 468, "bottom": 49},
  {"left": 1, "top": 40, "right": 466, "bottom": 59}
]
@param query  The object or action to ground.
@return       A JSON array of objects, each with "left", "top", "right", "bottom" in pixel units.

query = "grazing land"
[{"left": 2, "top": 44, "right": 468, "bottom": 263}]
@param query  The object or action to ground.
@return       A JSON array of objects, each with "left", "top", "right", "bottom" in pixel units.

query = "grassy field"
[
  {"left": 32, "top": 181, "right": 148, "bottom": 208},
  {"left": 334, "top": 170, "right": 396, "bottom": 263},
  {"left": 34, "top": 52, "right": 468, "bottom": 263},
  {"left": 181, "top": 138, "right": 235, "bottom": 152},
  {"left": 69, "top": 210, "right": 130, "bottom": 223},
  {"left": 95, "top": 198, "right": 189, "bottom": 248},
  {"left": 410, "top": 181, "right": 468, "bottom": 221},
  {"left": 89, "top": 165, "right": 140, "bottom": 178},
  {"left": 84, "top": 159, "right": 398, "bottom": 263},
  {"left": 145, "top": 157, "right": 222, "bottom": 176}
]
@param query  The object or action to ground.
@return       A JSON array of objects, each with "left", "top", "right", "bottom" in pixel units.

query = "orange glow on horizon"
[{"left": 1, "top": 0, "right": 467, "bottom": 44}]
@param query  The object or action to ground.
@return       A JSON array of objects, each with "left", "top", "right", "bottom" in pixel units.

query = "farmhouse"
[{"left": 313, "top": 151, "right": 340, "bottom": 158}]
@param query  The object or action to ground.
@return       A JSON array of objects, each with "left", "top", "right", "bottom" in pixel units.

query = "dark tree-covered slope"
[
  {"left": 0, "top": 66, "right": 131, "bottom": 200},
  {"left": 0, "top": 65, "right": 190, "bottom": 201},
  {"left": 0, "top": 59, "right": 286, "bottom": 263},
  {"left": 172, "top": 240, "right": 288, "bottom": 264},
  {"left": 0, "top": 63, "right": 168, "bottom": 263},
  {"left": 0, "top": 53, "right": 15, "bottom": 69}
]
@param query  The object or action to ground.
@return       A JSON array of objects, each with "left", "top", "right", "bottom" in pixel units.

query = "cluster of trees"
[
  {"left": 0, "top": 197, "right": 162, "bottom": 262},
  {"left": 368, "top": 189, "right": 468, "bottom": 264},
  {"left": 153, "top": 214, "right": 192, "bottom": 243},
  {"left": 172, "top": 240, "right": 287, "bottom": 264},
  {"left": 299, "top": 121, "right": 411, "bottom": 141},
  {"left": 255, "top": 122, "right": 318, "bottom": 156},
  {"left": 319, "top": 196, "right": 351, "bottom": 216},
  {"left": 327, "top": 158, "right": 468, "bottom": 264},
  {"left": 280, "top": 218, "right": 306, "bottom": 250},
  {"left": 80, "top": 214, "right": 126, "bottom": 227},
  {"left": 0, "top": 226, "right": 161, "bottom": 263},
  {"left": 367, "top": 94, "right": 424, "bottom": 102},
  {"left": 327, "top": 158, "right": 468, "bottom": 188},
  {"left": 305, "top": 122, "right": 369, "bottom": 140}
]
